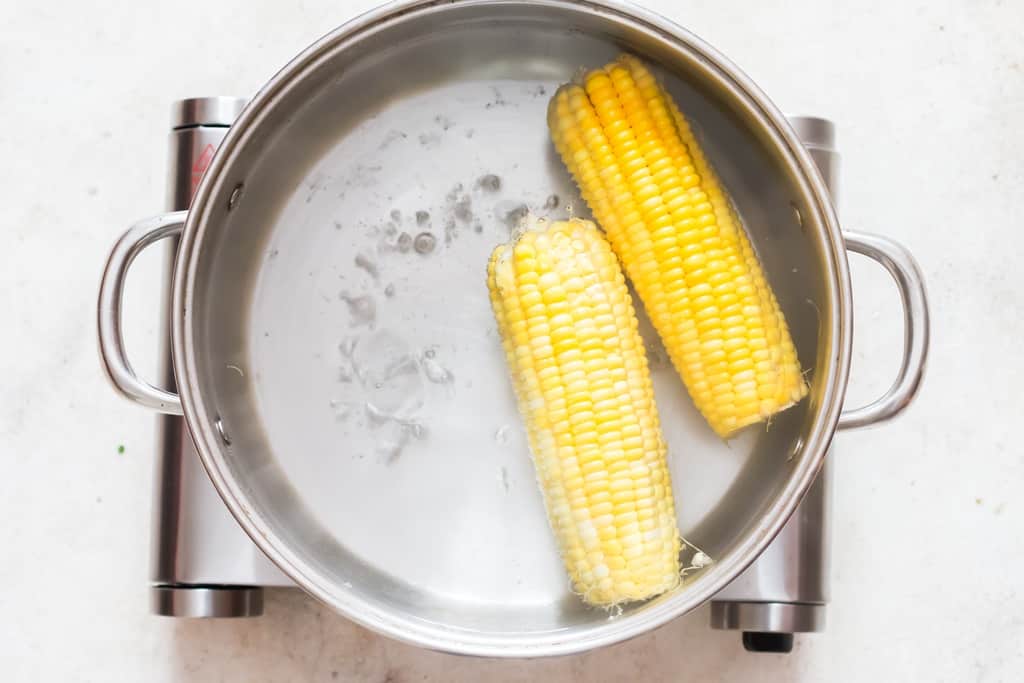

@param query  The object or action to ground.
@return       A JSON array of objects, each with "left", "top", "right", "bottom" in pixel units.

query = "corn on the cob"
[
  {"left": 547, "top": 54, "right": 807, "bottom": 438},
  {"left": 488, "top": 218, "right": 680, "bottom": 606}
]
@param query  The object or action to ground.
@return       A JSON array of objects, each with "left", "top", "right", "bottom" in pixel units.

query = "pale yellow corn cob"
[
  {"left": 487, "top": 218, "right": 680, "bottom": 606},
  {"left": 547, "top": 54, "right": 807, "bottom": 437}
]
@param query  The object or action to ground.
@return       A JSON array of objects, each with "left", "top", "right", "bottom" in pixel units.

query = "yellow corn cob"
[
  {"left": 548, "top": 54, "right": 807, "bottom": 437},
  {"left": 488, "top": 218, "right": 680, "bottom": 606}
]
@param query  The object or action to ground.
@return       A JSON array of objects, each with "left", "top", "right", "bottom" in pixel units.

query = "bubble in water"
[
  {"left": 329, "top": 399, "right": 353, "bottom": 420},
  {"left": 364, "top": 402, "right": 427, "bottom": 463},
  {"left": 445, "top": 183, "right": 464, "bottom": 202},
  {"left": 364, "top": 401, "right": 392, "bottom": 426},
  {"left": 338, "top": 364, "right": 356, "bottom": 383},
  {"left": 329, "top": 331, "right": 438, "bottom": 464},
  {"left": 544, "top": 194, "right": 560, "bottom": 209},
  {"left": 414, "top": 232, "right": 436, "bottom": 254},
  {"left": 338, "top": 337, "right": 358, "bottom": 357},
  {"left": 415, "top": 210, "right": 430, "bottom": 225},
  {"left": 378, "top": 129, "right": 407, "bottom": 150},
  {"left": 338, "top": 337, "right": 360, "bottom": 382},
  {"left": 477, "top": 174, "right": 502, "bottom": 192},
  {"left": 494, "top": 425, "right": 510, "bottom": 444},
  {"left": 354, "top": 252, "right": 379, "bottom": 280},
  {"left": 495, "top": 201, "right": 530, "bottom": 230},
  {"left": 692, "top": 551, "right": 712, "bottom": 568},
  {"left": 396, "top": 232, "right": 412, "bottom": 253},
  {"left": 333, "top": 330, "right": 432, "bottom": 463},
  {"left": 376, "top": 425, "right": 412, "bottom": 463},
  {"left": 390, "top": 209, "right": 402, "bottom": 223},
  {"left": 453, "top": 193, "right": 473, "bottom": 222},
  {"left": 354, "top": 331, "right": 424, "bottom": 416},
  {"left": 384, "top": 283, "right": 396, "bottom": 298},
  {"left": 405, "top": 421, "right": 427, "bottom": 440},
  {"left": 339, "top": 292, "right": 376, "bottom": 328},
  {"left": 421, "top": 356, "right": 454, "bottom": 385},
  {"left": 418, "top": 131, "right": 441, "bottom": 148}
]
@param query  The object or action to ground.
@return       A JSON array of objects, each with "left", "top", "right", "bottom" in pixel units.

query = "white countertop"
[{"left": 2, "top": 0, "right": 1022, "bottom": 680}]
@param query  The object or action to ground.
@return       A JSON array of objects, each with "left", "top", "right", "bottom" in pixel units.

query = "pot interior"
[{"left": 179, "top": 0, "right": 838, "bottom": 653}]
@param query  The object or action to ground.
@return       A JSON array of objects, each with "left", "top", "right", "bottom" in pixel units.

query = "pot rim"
[{"left": 171, "top": 0, "right": 851, "bottom": 657}]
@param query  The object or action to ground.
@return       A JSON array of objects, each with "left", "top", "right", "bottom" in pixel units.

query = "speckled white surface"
[{"left": 2, "top": 0, "right": 1022, "bottom": 680}]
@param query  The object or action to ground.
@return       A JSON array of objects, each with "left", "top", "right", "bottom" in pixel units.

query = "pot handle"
[
  {"left": 97, "top": 212, "right": 187, "bottom": 415},
  {"left": 838, "top": 230, "right": 930, "bottom": 429}
]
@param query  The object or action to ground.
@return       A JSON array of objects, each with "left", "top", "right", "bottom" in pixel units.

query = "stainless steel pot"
[{"left": 98, "top": 0, "right": 928, "bottom": 656}]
